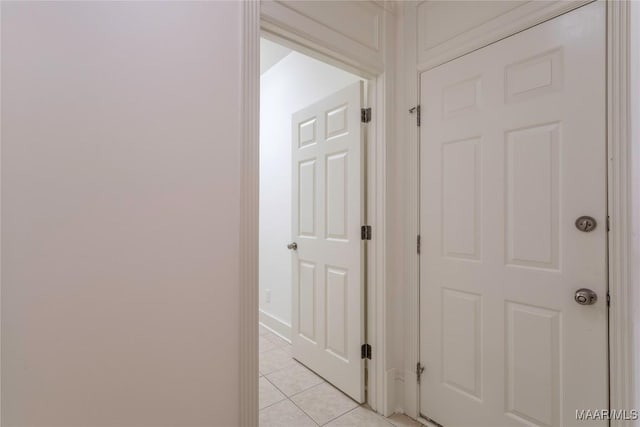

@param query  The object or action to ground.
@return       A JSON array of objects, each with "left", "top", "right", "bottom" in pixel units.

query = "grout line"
[
  {"left": 261, "top": 370, "right": 320, "bottom": 426},
  {"left": 259, "top": 367, "right": 391, "bottom": 427},
  {"left": 261, "top": 351, "right": 359, "bottom": 425},
  {"left": 260, "top": 354, "right": 298, "bottom": 377},
  {"left": 260, "top": 366, "right": 296, "bottom": 377},
  {"left": 287, "top": 390, "right": 321, "bottom": 426},
  {"left": 289, "top": 382, "right": 360, "bottom": 426},
  {"left": 258, "top": 376, "right": 287, "bottom": 409},
  {"left": 258, "top": 395, "right": 288, "bottom": 412},
  {"left": 261, "top": 357, "right": 327, "bottom": 399},
  {"left": 263, "top": 375, "right": 290, "bottom": 400},
  {"left": 285, "top": 378, "right": 326, "bottom": 399},
  {"left": 288, "top": 380, "right": 325, "bottom": 398},
  {"left": 318, "top": 405, "right": 362, "bottom": 426},
  {"left": 264, "top": 352, "right": 334, "bottom": 397}
]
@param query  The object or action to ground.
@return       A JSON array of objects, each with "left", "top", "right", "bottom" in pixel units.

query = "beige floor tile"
[
  {"left": 290, "top": 382, "right": 359, "bottom": 425},
  {"left": 259, "top": 399, "right": 317, "bottom": 427},
  {"left": 266, "top": 363, "right": 324, "bottom": 396},
  {"left": 264, "top": 331, "right": 291, "bottom": 348},
  {"left": 259, "top": 335, "right": 278, "bottom": 353},
  {"left": 259, "top": 377, "right": 286, "bottom": 410},
  {"left": 281, "top": 344, "right": 293, "bottom": 357},
  {"left": 387, "top": 413, "right": 424, "bottom": 427},
  {"left": 259, "top": 347, "right": 297, "bottom": 375},
  {"left": 326, "top": 407, "right": 394, "bottom": 427}
]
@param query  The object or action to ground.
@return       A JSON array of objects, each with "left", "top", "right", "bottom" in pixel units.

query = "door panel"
[
  {"left": 298, "top": 261, "right": 317, "bottom": 341},
  {"left": 506, "top": 123, "right": 560, "bottom": 269},
  {"left": 298, "top": 160, "right": 317, "bottom": 237},
  {"left": 419, "top": 3, "right": 607, "bottom": 426},
  {"left": 292, "top": 81, "right": 364, "bottom": 403}
]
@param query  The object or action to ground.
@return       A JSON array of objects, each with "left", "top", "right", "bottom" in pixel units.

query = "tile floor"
[{"left": 259, "top": 324, "right": 424, "bottom": 427}]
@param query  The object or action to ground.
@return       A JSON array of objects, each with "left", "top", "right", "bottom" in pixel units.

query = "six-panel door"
[
  {"left": 419, "top": 3, "right": 608, "bottom": 426},
  {"left": 291, "top": 81, "right": 365, "bottom": 403}
]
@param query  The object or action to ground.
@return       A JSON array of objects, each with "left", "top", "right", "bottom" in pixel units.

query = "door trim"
[
  {"left": 239, "top": 2, "right": 394, "bottom": 424},
  {"left": 607, "top": 0, "right": 636, "bottom": 419},
  {"left": 239, "top": 2, "right": 260, "bottom": 426},
  {"left": 402, "top": 0, "right": 637, "bottom": 423},
  {"left": 415, "top": 0, "right": 591, "bottom": 73}
]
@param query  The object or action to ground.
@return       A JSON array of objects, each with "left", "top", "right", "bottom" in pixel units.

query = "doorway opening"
[{"left": 257, "top": 37, "right": 386, "bottom": 425}]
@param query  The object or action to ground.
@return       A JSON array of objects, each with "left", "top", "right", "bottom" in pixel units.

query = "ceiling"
[{"left": 260, "top": 38, "right": 292, "bottom": 75}]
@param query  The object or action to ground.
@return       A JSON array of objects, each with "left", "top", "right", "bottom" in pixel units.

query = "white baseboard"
[
  {"left": 404, "top": 368, "right": 418, "bottom": 416},
  {"left": 383, "top": 368, "right": 398, "bottom": 416},
  {"left": 259, "top": 309, "right": 292, "bottom": 341},
  {"left": 395, "top": 370, "right": 407, "bottom": 415}
]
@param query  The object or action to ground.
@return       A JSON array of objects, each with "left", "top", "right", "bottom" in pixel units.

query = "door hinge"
[
  {"left": 417, "top": 235, "right": 421, "bottom": 254},
  {"left": 416, "top": 362, "right": 425, "bottom": 384},
  {"left": 361, "top": 344, "right": 372, "bottom": 360},
  {"left": 607, "top": 291, "right": 611, "bottom": 307},
  {"left": 361, "top": 225, "right": 372, "bottom": 240},
  {"left": 409, "top": 105, "right": 421, "bottom": 127},
  {"left": 607, "top": 215, "right": 611, "bottom": 232},
  {"left": 361, "top": 108, "right": 372, "bottom": 123}
]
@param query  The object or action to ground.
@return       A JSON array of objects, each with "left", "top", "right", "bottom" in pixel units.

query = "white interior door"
[
  {"left": 291, "top": 81, "right": 365, "bottom": 403},
  {"left": 419, "top": 3, "right": 607, "bottom": 427}
]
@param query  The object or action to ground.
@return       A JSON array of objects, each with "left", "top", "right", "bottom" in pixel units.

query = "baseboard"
[
  {"left": 395, "top": 370, "right": 406, "bottom": 414},
  {"left": 383, "top": 368, "right": 398, "bottom": 416},
  {"left": 403, "top": 368, "right": 418, "bottom": 417},
  {"left": 258, "top": 309, "right": 292, "bottom": 341}
]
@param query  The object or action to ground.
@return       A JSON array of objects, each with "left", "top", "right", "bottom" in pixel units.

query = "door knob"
[
  {"left": 287, "top": 242, "right": 298, "bottom": 250},
  {"left": 574, "top": 288, "right": 598, "bottom": 305}
]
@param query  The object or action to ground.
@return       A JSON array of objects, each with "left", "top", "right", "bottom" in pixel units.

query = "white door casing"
[
  {"left": 291, "top": 81, "right": 365, "bottom": 403},
  {"left": 419, "top": 3, "right": 607, "bottom": 427}
]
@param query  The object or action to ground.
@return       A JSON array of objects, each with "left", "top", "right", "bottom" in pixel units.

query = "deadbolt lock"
[{"left": 575, "top": 216, "right": 597, "bottom": 232}]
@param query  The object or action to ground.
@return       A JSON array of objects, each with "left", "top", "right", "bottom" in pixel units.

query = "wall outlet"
[{"left": 265, "top": 289, "right": 271, "bottom": 303}]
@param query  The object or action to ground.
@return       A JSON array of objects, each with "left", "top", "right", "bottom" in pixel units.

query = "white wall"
[
  {"left": 259, "top": 49, "right": 361, "bottom": 337},
  {"left": 1, "top": 2, "right": 242, "bottom": 426}
]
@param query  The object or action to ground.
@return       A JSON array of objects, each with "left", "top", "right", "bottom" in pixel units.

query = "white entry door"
[
  {"left": 291, "top": 81, "right": 365, "bottom": 403},
  {"left": 419, "top": 3, "right": 607, "bottom": 427}
]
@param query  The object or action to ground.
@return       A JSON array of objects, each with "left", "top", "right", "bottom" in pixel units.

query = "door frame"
[
  {"left": 401, "top": 1, "right": 637, "bottom": 424},
  {"left": 239, "top": 2, "right": 395, "bottom": 425}
]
